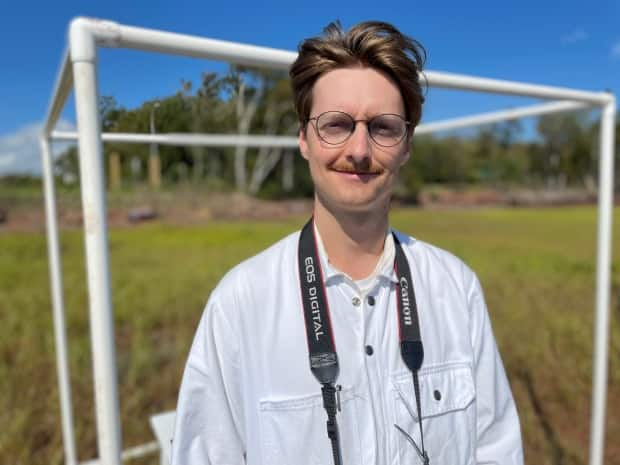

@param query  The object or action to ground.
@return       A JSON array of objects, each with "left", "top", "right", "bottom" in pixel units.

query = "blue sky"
[{"left": 1, "top": 0, "right": 618, "bottom": 174}]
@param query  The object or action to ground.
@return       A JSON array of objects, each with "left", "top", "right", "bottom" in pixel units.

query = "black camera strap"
[
  {"left": 298, "top": 218, "right": 428, "bottom": 465},
  {"left": 393, "top": 231, "right": 429, "bottom": 465},
  {"left": 298, "top": 219, "right": 343, "bottom": 465}
]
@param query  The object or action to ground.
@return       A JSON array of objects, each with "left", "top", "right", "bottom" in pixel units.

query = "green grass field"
[{"left": 1, "top": 206, "right": 619, "bottom": 465}]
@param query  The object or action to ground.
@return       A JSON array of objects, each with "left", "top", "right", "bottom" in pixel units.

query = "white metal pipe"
[
  {"left": 44, "top": 48, "right": 73, "bottom": 136},
  {"left": 588, "top": 97, "right": 616, "bottom": 465},
  {"left": 415, "top": 100, "right": 592, "bottom": 135},
  {"left": 41, "top": 137, "right": 78, "bottom": 465},
  {"left": 115, "top": 22, "right": 296, "bottom": 70},
  {"left": 78, "top": 16, "right": 610, "bottom": 104},
  {"left": 73, "top": 17, "right": 296, "bottom": 71},
  {"left": 425, "top": 70, "right": 612, "bottom": 105},
  {"left": 70, "top": 18, "right": 122, "bottom": 465},
  {"left": 80, "top": 441, "right": 160, "bottom": 465},
  {"left": 118, "top": 441, "right": 159, "bottom": 461},
  {"left": 51, "top": 131, "right": 299, "bottom": 148},
  {"left": 51, "top": 100, "right": 590, "bottom": 147}
]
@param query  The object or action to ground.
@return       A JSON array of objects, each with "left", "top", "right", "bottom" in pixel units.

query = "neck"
[{"left": 313, "top": 199, "right": 389, "bottom": 280}]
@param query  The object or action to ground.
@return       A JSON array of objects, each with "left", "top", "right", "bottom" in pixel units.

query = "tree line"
[{"left": 54, "top": 67, "right": 620, "bottom": 201}]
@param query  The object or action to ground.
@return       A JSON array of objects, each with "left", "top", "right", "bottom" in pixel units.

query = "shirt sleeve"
[
  {"left": 171, "top": 290, "right": 246, "bottom": 465},
  {"left": 468, "top": 273, "right": 524, "bottom": 465}
]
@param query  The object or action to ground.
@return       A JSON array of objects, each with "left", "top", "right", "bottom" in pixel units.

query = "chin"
[
  {"left": 313, "top": 179, "right": 393, "bottom": 215},
  {"left": 330, "top": 193, "right": 390, "bottom": 215}
]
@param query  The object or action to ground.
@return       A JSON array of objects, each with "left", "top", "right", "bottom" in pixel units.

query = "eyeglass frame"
[{"left": 305, "top": 110, "right": 412, "bottom": 148}]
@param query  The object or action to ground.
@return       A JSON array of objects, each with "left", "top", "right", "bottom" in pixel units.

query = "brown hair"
[{"left": 289, "top": 21, "right": 426, "bottom": 131}]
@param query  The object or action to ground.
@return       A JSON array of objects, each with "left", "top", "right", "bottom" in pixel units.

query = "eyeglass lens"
[{"left": 315, "top": 111, "right": 407, "bottom": 146}]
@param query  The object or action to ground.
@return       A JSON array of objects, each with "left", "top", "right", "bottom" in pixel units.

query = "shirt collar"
[{"left": 313, "top": 222, "right": 399, "bottom": 285}]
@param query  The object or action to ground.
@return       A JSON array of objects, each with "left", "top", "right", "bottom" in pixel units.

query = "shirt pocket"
[
  {"left": 391, "top": 363, "right": 476, "bottom": 465},
  {"left": 258, "top": 387, "right": 361, "bottom": 465}
]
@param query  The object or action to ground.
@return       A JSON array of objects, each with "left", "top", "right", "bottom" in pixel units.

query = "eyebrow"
[{"left": 314, "top": 109, "right": 406, "bottom": 118}]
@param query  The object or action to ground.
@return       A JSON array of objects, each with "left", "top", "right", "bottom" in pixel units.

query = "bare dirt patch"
[
  {"left": 1, "top": 186, "right": 611, "bottom": 233},
  {"left": 0, "top": 192, "right": 314, "bottom": 232}
]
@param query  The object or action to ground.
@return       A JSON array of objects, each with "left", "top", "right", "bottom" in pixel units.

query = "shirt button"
[
  {"left": 434, "top": 390, "right": 442, "bottom": 401},
  {"left": 352, "top": 296, "right": 361, "bottom": 307},
  {"left": 367, "top": 295, "right": 376, "bottom": 306},
  {"left": 365, "top": 345, "right": 374, "bottom": 356}
]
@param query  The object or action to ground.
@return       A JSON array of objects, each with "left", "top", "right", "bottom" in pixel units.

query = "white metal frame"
[{"left": 41, "top": 17, "right": 616, "bottom": 465}]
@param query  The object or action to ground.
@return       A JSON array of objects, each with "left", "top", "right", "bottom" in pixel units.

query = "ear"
[
  {"left": 399, "top": 150, "right": 410, "bottom": 167},
  {"left": 298, "top": 125, "right": 310, "bottom": 160},
  {"left": 399, "top": 136, "right": 411, "bottom": 166}
]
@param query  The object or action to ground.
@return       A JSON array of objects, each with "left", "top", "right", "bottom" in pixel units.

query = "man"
[{"left": 171, "top": 21, "right": 523, "bottom": 465}]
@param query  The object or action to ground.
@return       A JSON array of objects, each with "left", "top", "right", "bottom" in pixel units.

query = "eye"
[
  {"left": 370, "top": 116, "right": 405, "bottom": 137},
  {"left": 318, "top": 113, "right": 353, "bottom": 134},
  {"left": 323, "top": 120, "right": 347, "bottom": 129}
]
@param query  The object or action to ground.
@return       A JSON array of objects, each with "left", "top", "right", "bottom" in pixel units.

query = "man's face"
[{"left": 299, "top": 66, "right": 410, "bottom": 216}]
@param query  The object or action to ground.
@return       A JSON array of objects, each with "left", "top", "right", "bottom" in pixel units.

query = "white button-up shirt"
[{"left": 171, "top": 228, "right": 524, "bottom": 465}]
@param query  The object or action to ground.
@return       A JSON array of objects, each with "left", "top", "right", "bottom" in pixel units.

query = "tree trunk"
[
  {"left": 192, "top": 150, "right": 204, "bottom": 182},
  {"left": 282, "top": 151, "right": 294, "bottom": 192},
  {"left": 247, "top": 112, "right": 297, "bottom": 195},
  {"left": 248, "top": 148, "right": 284, "bottom": 195},
  {"left": 109, "top": 151, "right": 121, "bottom": 190},
  {"left": 234, "top": 80, "right": 262, "bottom": 192}
]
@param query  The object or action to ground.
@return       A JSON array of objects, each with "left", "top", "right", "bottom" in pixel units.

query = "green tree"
[{"left": 533, "top": 112, "right": 593, "bottom": 188}]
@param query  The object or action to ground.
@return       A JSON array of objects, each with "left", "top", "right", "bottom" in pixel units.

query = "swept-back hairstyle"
[{"left": 289, "top": 21, "right": 426, "bottom": 132}]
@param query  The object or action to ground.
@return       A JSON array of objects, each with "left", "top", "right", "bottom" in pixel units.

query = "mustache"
[{"left": 330, "top": 160, "right": 383, "bottom": 174}]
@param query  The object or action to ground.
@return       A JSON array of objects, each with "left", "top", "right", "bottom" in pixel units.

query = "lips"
[
  {"left": 331, "top": 169, "right": 382, "bottom": 184},
  {"left": 331, "top": 163, "right": 383, "bottom": 176},
  {"left": 333, "top": 169, "right": 381, "bottom": 175}
]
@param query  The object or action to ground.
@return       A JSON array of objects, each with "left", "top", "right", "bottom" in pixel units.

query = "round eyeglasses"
[{"left": 307, "top": 111, "right": 410, "bottom": 147}]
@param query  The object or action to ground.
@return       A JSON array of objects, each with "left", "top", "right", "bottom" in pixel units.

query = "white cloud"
[
  {"left": 0, "top": 120, "right": 75, "bottom": 176},
  {"left": 0, "top": 152, "right": 16, "bottom": 168},
  {"left": 612, "top": 41, "right": 620, "bottom": 58},
  {"left": 561, "top": 27, "right": 588, "bottom": 45}
]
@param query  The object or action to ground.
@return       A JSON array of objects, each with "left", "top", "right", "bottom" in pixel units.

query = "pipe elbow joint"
[
  {"left": 69, "top": 17, "right": 96, "bottom": 63},
  {"left": 69, "top": 17, "right": 120, "bottom": 63}
]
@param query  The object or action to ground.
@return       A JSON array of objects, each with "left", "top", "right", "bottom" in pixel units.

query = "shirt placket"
[
  {"left": 336, "top": 278, "right": 395, "bottom": 465},
  {"left": 363, "top": 281, "right": 397, "bottom": 465},
  {"left": 325, "top": 278, "right": 375, "bottom": 465}
]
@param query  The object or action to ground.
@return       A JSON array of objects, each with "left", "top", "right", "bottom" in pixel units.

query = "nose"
[{"left": 347, "top": 122, "right": 371, "bottom": 163}]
